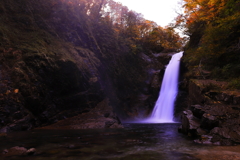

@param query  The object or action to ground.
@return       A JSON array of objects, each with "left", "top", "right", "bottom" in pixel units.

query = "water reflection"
[{"left": 0, "top": 124, "right": 240, "bottom": 160}]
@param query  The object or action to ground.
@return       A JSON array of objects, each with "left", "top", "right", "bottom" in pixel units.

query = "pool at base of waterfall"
[{"left": 1, "top": 123, "right": 240, "bottom": 160}]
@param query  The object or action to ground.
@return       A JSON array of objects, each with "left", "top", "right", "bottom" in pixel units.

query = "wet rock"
[
  {"left": 190, "top": 105, "right": 205, "bottom": 119},
  {"left": 180, "top": 102, "right": 240, "bottom": 145},
  {"left": 1, "top": 115, "right": 35, "bottom": 132},
  {"left": 179, "top": 110, "right": 202, "bottom": 137},
  {"left": 2, "top": 146, "right": 36, "bottom": 156},
  {"left": 194, "top": 135, "right": 214, "bottom": 145},
  {"left": 2, "top": 149, "right": 8, "bottom": 154},
  {"left": 181, "top": 78, "right": 240, "bottom": 145},
  {"left": 211, "top": 126, "right": 240, "bottom": 144},
  {"left": 200, "top": 113, "right": 218, "bottom": 130},
  {"left": 4, "top": 146, "right": 27, "bottom": 156},
  {"left": 194, "top": 134, "right": 233, "bottom": 145},
  {"left": 211, "top": 127, "right": 231, "bottom": 139},
  {"left": 26, "top": 148, "right": 36, "bottom": 155}
]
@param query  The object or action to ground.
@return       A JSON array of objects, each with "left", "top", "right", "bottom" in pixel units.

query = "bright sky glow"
[{"left": 114, "top": 0, "right": 182, "bottom": 27}]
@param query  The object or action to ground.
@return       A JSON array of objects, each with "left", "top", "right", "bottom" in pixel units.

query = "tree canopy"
[
  {"left": 176, "top": 0, "right": 240, "bottom": 80},
  {"left": 50, "top": 0, "right": 184, "bottom": 54}
]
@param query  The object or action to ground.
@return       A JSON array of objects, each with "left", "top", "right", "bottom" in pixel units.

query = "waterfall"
[{"left": 146, "top": 52, "right": 183, "bottom": 123}]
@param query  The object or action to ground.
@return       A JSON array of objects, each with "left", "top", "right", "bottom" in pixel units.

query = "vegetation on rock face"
[
  {"left": 174, "top": 0, "right": 240, "bottom": 145},
  {"left": 175, "top": 0, "right": 240, "bottom": 81},
  {"left": 0, "top": 0, "right": 183, "bottom": 131}
]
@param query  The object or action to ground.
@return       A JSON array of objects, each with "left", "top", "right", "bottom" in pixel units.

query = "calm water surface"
[{"left": 1, "top": 123, "right": 240, "bottom": 160}]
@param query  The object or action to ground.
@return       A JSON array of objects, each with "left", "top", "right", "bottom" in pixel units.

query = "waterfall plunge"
[{"left": 145, "top": 52, "right": 183, "bottom": 123}]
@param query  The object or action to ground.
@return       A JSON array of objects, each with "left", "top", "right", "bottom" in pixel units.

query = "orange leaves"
[
  {"left": 14, "top": 89, "right": 19, "bottom": 94},
  {"left": 182, "top": 0, "right": 234, "bottom": 25},
  {"left": 180, "top": 0, "right": 240, "bottom": 77},
  {"left": 182, "top": 0, "right": 240, "bottom": 34},
  {"left": 5, "top": 89, "right": 19, "bottom": 95}
]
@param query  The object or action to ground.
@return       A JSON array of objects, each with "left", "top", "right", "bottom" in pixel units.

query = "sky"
[{"left": 114, "top": 0, "right": 183, "bottom": 27}]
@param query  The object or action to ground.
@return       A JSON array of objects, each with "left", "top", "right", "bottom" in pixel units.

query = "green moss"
[{"left": 227, "top": 78, "right": 240, "bottom": 90}]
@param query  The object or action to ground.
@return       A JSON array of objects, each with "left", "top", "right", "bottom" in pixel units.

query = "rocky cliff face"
[
  {"left": 179, "top": 79, "right": 240, "bottom": 145},
  {"left": 0, "top": 0, "right": 171, "bottom": 132},
  {"left": 120, "top": 53, "right": 171, "bottom": 121}
]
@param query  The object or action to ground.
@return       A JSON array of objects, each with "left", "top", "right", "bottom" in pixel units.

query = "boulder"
[
  {"left": 179, "top": 110, "right": 205, "bottom": 137},
  {"left": 39, "top": 98, "right": 123, "bottom": 129},
  {"left": 211, "top": 126, "right": 240, "bottom": 144},
  {"left": 180, "top": 103, "right": 240, "bottom": 145},
  {"left": 1, "top": 146, "right": 36, "bottom": 156},
  {"left": 200, "top": 113, "right": 219, "bottom": 130},
  {"left": 190, "top": 105, "right": 205, "bottom": 119}
]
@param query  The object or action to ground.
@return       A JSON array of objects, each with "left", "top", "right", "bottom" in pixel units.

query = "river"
[{"left": 1, "top": 123, "right": 240, "bottom": 160}]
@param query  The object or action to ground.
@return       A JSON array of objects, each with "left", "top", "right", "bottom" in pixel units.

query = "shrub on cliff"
[{"left": 176, "top": 0, "right": 240, "bottom": 80}]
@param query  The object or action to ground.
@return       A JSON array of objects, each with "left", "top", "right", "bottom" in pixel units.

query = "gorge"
[{"left": 1, "top": 0, "right": 240, "bottom": 159}]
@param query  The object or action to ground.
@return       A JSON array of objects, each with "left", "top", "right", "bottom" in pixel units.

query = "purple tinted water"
[
  {"left": 0, "top": 123, "right": 239, "bottom": 160},
  {"left": 145, "top": 52, "right": 183, "bottom": 123}
]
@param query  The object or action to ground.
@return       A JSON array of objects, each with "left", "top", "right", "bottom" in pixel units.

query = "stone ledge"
[{"left": 179, "top": 104, "right": 240, "bottom": 145}]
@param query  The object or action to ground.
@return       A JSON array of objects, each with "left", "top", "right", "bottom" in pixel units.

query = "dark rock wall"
[
  {"left": 120, "top": 53, "right": 172, "bottom": 121},
  {"left": 173, "top": 58, "right": 189, "bottom": 121},
  {"left": 0, "top": 0, "right": 171, "bottom": 131},
  {"left": 179, "top": 78, "right": 240, "bottom": 145}
]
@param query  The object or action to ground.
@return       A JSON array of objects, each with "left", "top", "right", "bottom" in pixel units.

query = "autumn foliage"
[
  {"left": 176, "top": 0, "right": 240, "bottom": 79},
  {"left": 47, "top": 0, "right": 184, "bottom": 54}
]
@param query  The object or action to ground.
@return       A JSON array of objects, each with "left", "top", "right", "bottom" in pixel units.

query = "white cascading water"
[{"left": 145, "top": 52, "right": 183, "bottom": 123}]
